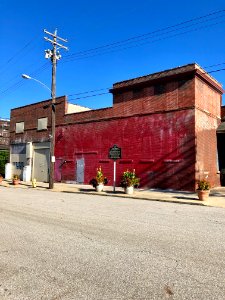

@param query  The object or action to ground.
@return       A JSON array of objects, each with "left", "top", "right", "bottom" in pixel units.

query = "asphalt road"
[{"left": 0, "top": 187, "right": 225, "bottom": 300}]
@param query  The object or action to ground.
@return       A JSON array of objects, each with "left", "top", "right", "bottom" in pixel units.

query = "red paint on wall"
[
  {"left": 55, "top": 110, "right": 196, "bottom": 190},
  {"left": 10, "top": 63, "right": 223, "bottom": 191}
]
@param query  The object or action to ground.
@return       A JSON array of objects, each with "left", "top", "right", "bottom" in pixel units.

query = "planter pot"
[
  {"left": 125, "top": 186, "right": 134, "bottom": 195},
  {"left": 0, "top": 177, "right": 3, "bottom": 183},
  {"left": 96, "top": 183, "right": 104, "bottom": 192},
  {"left": 197, "top": 190, "right": 210, "bottom": 201},
  {"left": 13, "top": 179, "right": 20, "bottom": 185}
]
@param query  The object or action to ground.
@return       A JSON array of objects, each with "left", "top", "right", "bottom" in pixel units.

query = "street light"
[
  {"left": 22, "top": 73, "right": 54, "bottom": 189},
  {"left": 22, "top": 74, "right": 51, "bottom": 93}
]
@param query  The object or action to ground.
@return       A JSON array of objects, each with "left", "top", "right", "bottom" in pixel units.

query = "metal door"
[
  {"left": 33, "top": 148, "right": 50, "bottom": 182},
  {"left": 76, "top": 158, "right": 85, "bottom": 183}
]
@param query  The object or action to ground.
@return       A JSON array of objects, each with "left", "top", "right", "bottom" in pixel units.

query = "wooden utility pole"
[{"left": 44, "top": 29, "right": 68, "bottom": 189}]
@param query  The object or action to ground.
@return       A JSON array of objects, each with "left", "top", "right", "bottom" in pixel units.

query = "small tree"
[{"left": 0, "top": 150, "right": 9, "bottom": 176}]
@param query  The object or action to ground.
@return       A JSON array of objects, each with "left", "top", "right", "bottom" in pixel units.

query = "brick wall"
[
  {"left": 9, "top": 64, "right": 223, "bottom": 191},
  {"left": 10, "top": 96, "right": 66, "bottom": 144},
  {"left": 55, "top": 108, "right": 196, "bottom": 190},
  {"left": 195, "top": 77, "right": 221, "bottom": 187}
]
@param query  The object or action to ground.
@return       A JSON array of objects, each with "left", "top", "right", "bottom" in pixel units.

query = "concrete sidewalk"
[{"left": 1, "top": 180, "right": 225, "bottom": 208}]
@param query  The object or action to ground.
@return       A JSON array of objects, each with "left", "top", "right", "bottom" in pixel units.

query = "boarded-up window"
[
  {"left": 15, "top": 122, "right": 24, "bottom": 133},
  {"left": 37, "top": 117, "right": 48, "bottom": 131}
]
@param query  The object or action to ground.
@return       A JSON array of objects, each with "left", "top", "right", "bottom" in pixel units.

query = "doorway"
[
  {"left": 217, "top": 132, "right": 225, "bottom": 186},
  {"left": 33, "top": 148, "right": 50, "bottom": 182},
  {"left": 76, "top": 158, "right": 85, "bottom": 183}
]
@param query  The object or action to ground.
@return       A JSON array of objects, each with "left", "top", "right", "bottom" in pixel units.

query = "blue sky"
[{"left": 1, "top": 0, "right": 225, "bottom": 119}]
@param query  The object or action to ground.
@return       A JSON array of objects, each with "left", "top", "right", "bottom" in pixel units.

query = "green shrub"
[{"left": 0, "top": 150, "right": 9, "bottom": 176}]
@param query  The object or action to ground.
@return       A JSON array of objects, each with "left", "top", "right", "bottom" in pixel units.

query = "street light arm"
[
  {"left": 31, "top": 78, "right": 51, "bottom": 94},
  {"left": 22, "top": 74, "right": 51, "bottom": 95}
]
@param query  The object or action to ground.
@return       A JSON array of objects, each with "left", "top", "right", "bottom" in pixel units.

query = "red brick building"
[{"left": 9, "top": 63, "right": 223, "bottom": 191}]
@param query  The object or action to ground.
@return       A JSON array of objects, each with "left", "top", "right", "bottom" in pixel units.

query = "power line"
[
  {"left": 69, "top": 92, "right": 109, "bottom": 101},
  {"left": 0, "top": 35, "right": 39, "bottom": 75},
  {"left": 65, "top": 9, "right": 225, "bottom": 58},
  {"left": 69, "top": 66, "right": 225, "bottom": 100},
  {"left": 6, "top": 66, "right": 225, "bottom": 120},
  {"left": 2, "top": 60, "right": 225, "bottom": 100},
  {"left": 63, "top": 9, "right": 225, "bottom": 61},
  {"left": 3, "top": 18, "right": 224, "bottom": 98},
  {"left": 67, "top": 21, "right": 225, "bottom": 63},
  {"left": 208, "top": 68, "right": 225, "bottom": 74},
  {"left": 68, "top": 87, "right": 110, "bottom": 96},
  {"left": 203, "top": 62, "right": 225, "bottom": 69},
  {"left": 0, "top": 62, "right": 50, "bottom": 96},
  {"left": 62, "top": 19, "right": 225, "bottom": 63},
  {"left": 0, "top": 39, "right": 35, "bottom": 68},
  {"left": 1, "top": 8, "right": 225, "bottom": 99}
]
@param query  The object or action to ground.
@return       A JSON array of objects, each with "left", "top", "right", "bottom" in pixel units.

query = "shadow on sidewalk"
[
  {"left": 76, "top": 188, "right": 124, "bottom": 195},
  {"left": 173, "top": 196, "right": 198, "bottom": 201}
]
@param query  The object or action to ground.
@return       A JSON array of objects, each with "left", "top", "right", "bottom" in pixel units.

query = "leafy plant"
[
  {"left": 120, "top": 169, "right": 140, "bottom": 188},
  {"left": 197, "top": 179, "right": 211, "bottom": 190},
  {"left": 89, "top": 166, "right": 108, "bottom": 187},
  {"left": 0, "top": 150, "right": 9, "bottom": 176}
]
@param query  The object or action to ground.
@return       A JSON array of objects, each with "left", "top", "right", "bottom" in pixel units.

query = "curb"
[
  {"left": 64, "top": 190, "right": 206, "bottom": 206},
  {"left": 0, "top": 181, "right": 206, "bottom": 207}
]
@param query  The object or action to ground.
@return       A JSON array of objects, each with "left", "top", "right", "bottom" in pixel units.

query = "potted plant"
[
  {"left": 12, "top": 174, "right": 20, "bottom": 185},
  {"left": 89, "top": 166, "right": 108, "bottom": 192},
  {"left": 197, "top": 179, "right": 211, "bottom": 201},
  {"left": 120, "top": 169, "right": 140, "bottom": 195}
]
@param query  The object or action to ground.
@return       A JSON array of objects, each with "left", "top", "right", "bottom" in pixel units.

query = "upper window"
[
  {"left": 37, "top": 117, "right": 48, "bottom": 131},
  {"left": 154, "top": 84, "right": 165, "bottom": 95},
  {"left": 15, "top": 122, "right": 24, "bottom": 134}
]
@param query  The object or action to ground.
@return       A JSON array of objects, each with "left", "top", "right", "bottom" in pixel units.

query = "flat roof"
[{"left": 111, "top": 63, "right": 223, "bottom": 93}]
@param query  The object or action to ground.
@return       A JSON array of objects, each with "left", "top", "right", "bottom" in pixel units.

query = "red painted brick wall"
[
  {"left": 53, "top": 73, "right": 197, "bottom": 190},
  {"left": 9, "top": 64, "right": 223, "bottom": 191},
  {"left": 55, "top": 109, "right": 196, "bottom": 190}
]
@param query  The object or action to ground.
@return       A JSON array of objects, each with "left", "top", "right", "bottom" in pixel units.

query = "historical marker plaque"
[{"left": 109, "top": 145, "right": 121, "bottom": 160}]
